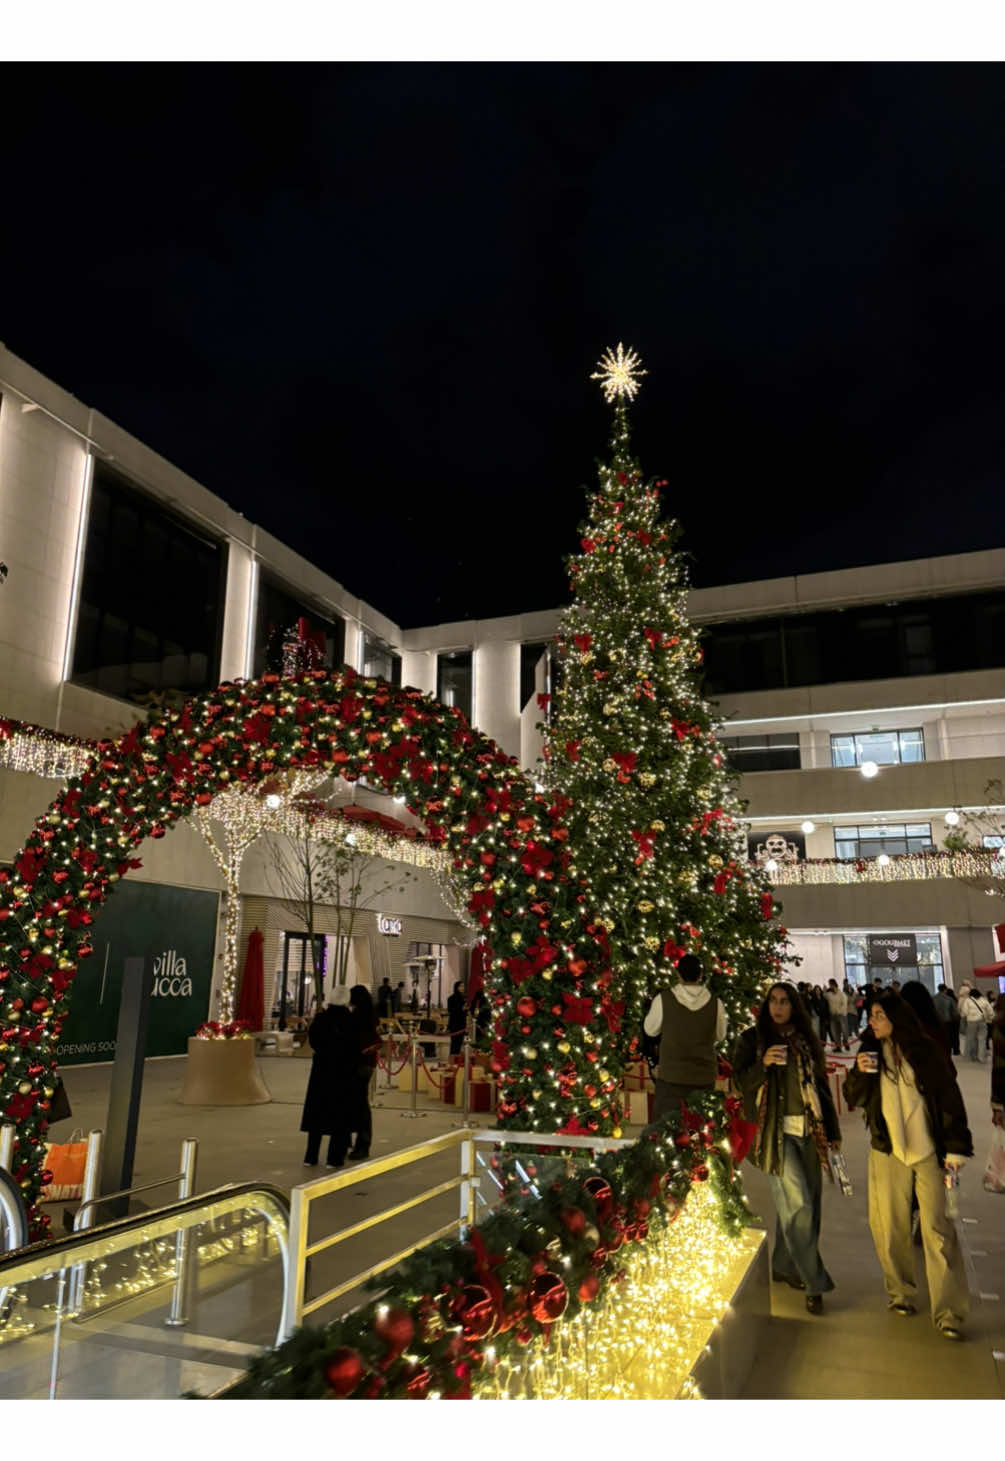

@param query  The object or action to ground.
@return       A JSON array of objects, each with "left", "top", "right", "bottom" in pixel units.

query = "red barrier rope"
[
  {"left": 415, "top": 1049, "right": 453, "bottom": 1092},
  {"left": 377, "top": 1038, "right": 412, "bottom": 1077}
]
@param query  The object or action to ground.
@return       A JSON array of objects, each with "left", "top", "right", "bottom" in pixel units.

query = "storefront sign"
[
  {"left": 54, "top": 880, "right": 218, "bottom": 1065},
  {"left": 867, "top": 933, "right": 918, "bottom": 968},
  {"left": 747, "top": 831, "right": 806, "bottom": 866},
  {"left": 378, "top": 914, "right": 403, "bottom": 937}
]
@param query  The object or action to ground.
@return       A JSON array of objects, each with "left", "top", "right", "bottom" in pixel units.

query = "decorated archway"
[{"left": 1, "top": 668, "right": 622, "bottom": 1239}]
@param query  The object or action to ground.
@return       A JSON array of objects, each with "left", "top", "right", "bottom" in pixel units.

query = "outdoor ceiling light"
[
  {"left": 860, "top": 761, "right": 880, "bottom": 778},
  {"left": 944, "top": 810, "right": 960, "bottom": 826},
  {"left": 801, "top": 820, "right": 816, "bottom": 834},
  {"left": 764, "top": 858, "right": 778, "bottom": 873},
  {"left": 877, "top": 854, "right": 891, "bottom": 866}
]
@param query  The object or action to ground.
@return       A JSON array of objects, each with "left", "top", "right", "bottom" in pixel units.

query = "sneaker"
[
  {"left": 347, "top": 1150, "right": 370, "bottom": 1162},
  {"left": 325, "top": 1161, "right": 345, "bottom": 1170},
  {"left": 805, "top": 1295, "right": 823, "bottom": 1315},
  {"left": 303, "top": 1159, "right": 318, "bottom": 1167},
  {"left": 938, "top": 1324, "right": 963, "bottom": 1341},
  {"left": 888, "top": 1301, "right": 916, "bottom": 1316}
]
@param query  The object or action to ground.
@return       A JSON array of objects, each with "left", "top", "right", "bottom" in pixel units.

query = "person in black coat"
[
  {"left": 300, "top": 988, "right": 359, "bottom": 1168},
  {"left": 348, "top": 984, "right": 379, "bottom": 1162},
  {"left": 843, "top": 990, "right": 972, "bottom": 1339},
  {"left": 447, "top": 982, "right": 467, "bottom": 1057}
]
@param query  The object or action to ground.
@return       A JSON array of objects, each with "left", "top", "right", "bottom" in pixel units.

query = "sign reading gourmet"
[{"left": 867, "top": 934, "right": 918, "bottom": 968}]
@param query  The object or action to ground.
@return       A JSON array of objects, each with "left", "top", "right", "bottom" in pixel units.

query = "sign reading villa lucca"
[
  {"left": 867, "top": 934, "right": 918, "bottom": 968},
  {"left": 378, "top": 914, "right": 403, "bottom": 937}
]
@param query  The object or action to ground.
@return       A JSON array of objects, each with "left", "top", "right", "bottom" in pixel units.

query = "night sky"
[{"left": 3, "top": 63, "right": 1005, "bottom": 628}]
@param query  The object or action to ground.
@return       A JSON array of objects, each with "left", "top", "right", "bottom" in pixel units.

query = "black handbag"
[{"left": 48, "top": 1077, "right": 72, "bottom": 1124}]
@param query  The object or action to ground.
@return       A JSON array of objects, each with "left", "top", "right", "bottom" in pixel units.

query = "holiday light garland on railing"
[
  {"left": 758, "top": 848, "right": 1005, "bottom": 886},
  {"left": 0, "top": 719, "right": 94, "bottom": 781}
]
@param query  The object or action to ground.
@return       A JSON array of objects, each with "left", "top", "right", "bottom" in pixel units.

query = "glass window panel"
[
  {"left": 854, "top": 731, "right": 901, "bottom": 765},
  {"left": 437, "top": 651, "right": 473, "bottom": 722},
  {"left": 362, "top": 633, "right": 400, "bottom": 686},
  {"left": 831, "top": 735, "right": 856, "bottom": 768},
  {"left": 254, "top": 574, "right": 343, "bottom": 678},
  {"left": 520, "top": 641, "right": 549, "bottom": 712},
  {"left": 71, "top": 463, "right": 224, "bottom": 704},
  {"left": 898, "top": 729, "right": 925, "bottom": 762},
  {"left": 843, "top": 935, "right": 868, "bottom": 964}
]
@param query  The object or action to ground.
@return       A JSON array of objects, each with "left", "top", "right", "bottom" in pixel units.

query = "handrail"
[
  {"left": 0, "top": 1180, "right": 289, "bottom": 1274},
  {"left": 0, "top": 1181, "right": 291, "bottom": 1358},
  {"left": 73, "top": 1172, "right": 189, "bottom": 1226}
]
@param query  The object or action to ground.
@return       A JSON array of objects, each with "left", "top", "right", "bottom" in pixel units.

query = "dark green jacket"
[
  {"left": 843, "top": 1036, "right": 973, "bottom": 1162},
  {"left": 731, "top": 1025, "right": 840, "bottom": 1175}
]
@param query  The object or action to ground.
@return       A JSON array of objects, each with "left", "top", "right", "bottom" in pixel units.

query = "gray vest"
[{"left": 655, "top": 986, "right": 718, "bottom": 1088}]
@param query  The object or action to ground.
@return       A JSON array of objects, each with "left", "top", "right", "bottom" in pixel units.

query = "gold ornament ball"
[
  {"left": 708, "top": 855, "right": 723, "bottom": 869},
  {"left": 650, "top": 819, "right": 665, "bottom": 832}
]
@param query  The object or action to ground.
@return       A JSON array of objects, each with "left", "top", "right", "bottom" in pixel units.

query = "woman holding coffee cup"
[
  {"left": 843, "top": 991, "right": 972, "bottom": 1340},
  {"left": 732, "top": 982, "right": 842, "bottom": 1315}
]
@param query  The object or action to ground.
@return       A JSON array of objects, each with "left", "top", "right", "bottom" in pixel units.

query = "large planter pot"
[{"left": 180, "top": 1036, "right": 272, "bottom": 1106}]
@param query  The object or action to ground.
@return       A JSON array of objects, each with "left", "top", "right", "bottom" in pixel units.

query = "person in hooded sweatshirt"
[{"left": 643, "top": 953, "right": 727, "bottom": 1120}]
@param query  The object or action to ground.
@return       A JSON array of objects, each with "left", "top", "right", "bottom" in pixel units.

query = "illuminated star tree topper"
[{"left": 590, "top": 342, "right": 647, "bottom": 403}]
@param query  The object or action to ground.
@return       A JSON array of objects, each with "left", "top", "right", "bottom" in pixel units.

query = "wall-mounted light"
[
  {"left": 860, "top": 761, "right": 879, "bottom": 779},
  {"left": 944, "top": 811, "right": 960, "bottom": 826},
  {"left": 877, "top": 853, "right": 891, "bottom": 867},
  {"left": 801, "top": 821, "right": 816, "bottom": 835}
]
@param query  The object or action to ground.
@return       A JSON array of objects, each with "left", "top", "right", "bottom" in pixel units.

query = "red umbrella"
[{"left": 236, "top": 928, "right": 266, "bottom": 1031}]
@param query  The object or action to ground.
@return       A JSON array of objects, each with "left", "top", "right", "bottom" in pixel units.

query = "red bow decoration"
[
  {"left": 761, "top": 892, "right": 775, "bottom": 919},
  {"left": 573, "top": 633, "right": 592, "bottom": 653},
  {"left": 562, "top": 993, "right": 594, "bottom": 1025},
  {"left": 536, "top": 692, "right": 551, "bottom": 711},
  {"left": 724, "top": 1095, "right": 758, "bottom": 1165},
  {"left": 565, "top": 740, "right": 581, "bottom": 762},
  {"left": 631, "top": 829, "right": 656, "bottom": 864}
]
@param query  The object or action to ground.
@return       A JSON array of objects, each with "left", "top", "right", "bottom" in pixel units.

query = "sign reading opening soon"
[{"left": 378, "top": 914, "right": 402, "bottom": 937}]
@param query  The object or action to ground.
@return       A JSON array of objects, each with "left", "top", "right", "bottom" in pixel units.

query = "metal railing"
[{"left": 280, "top": 1126, "right": 632, "bottom": 1341}]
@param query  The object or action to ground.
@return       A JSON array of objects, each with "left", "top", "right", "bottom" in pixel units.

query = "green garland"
[{"left": 218, "top": 1091, "right": 757, "bottom": 1400}]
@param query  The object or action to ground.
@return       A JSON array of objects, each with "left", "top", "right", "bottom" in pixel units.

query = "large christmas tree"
[{"left": 540, "top": 345, "right": 790, "bottom": 1061}]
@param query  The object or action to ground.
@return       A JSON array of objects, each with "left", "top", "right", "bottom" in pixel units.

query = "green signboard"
[{"left": 54, "top": 880, "right": 219, "bottom": 1066}]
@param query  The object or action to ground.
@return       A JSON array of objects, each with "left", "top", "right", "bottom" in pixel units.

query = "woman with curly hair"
[
  {"left": 844, "top": 990, "right": 972, "bottom": 1340},
  {"left": 732, "top": 982, "right": 842, "bottom": 1315}
]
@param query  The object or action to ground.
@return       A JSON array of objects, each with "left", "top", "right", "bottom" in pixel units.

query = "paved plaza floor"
[{"left": 41, "top": 1043, "right": 1005, "bottom": 1401}]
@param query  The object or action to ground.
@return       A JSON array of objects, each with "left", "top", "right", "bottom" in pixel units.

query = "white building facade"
[{"left": 1, "top": 342, "right": 1003, "bottom": 1046}]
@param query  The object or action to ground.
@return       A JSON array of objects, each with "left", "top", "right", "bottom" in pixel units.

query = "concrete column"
[{"left": 945, "top": 925, "right": 997, "bottom": 989}]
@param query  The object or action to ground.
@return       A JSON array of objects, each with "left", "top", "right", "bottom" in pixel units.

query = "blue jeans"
[{"left": 765, "top": 1133, "right": 835, "bottom": 1296}]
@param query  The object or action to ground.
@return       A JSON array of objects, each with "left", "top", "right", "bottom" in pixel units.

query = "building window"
[
  {"left": 437, "top": 650, "right": 472, "bottom": 722},
  {"left": 71, "top": 461, "right": 225, "bottom": 706},
  {"left": 362, "top": 632, "right": 401, "bottom": 686},
  {"left": 719, "top": 732, "right": 801, "bottom": 773},
  {"left": 833, "top": 823, "right": 935, "bottom": 860},
  {"left": 699, "top": 587, "right": 1005, "bottom": 696},
  {"left": 520, "top": 641, "right": 550, "bottom": 712},
  {"left": 843, "top": 931, "right": 944, "bottom": 994},
  {"left": 830, "top": 728, "right": 925, "bottom": 768},
  {"left": 253, "top": 573, "right": 344, "bottom": 678}
]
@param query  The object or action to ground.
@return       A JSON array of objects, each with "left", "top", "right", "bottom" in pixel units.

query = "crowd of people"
[{"left": 643, "top": 955, "right": 1005, "bottom": 1341}]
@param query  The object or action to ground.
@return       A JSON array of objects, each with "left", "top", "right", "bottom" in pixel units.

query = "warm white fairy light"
[
  {"left": 590, "top": 342, "right": 647, "bottom": 402},
  {"left": 0, "top": 725, "right": 93, "bottom": 781},
  {"left": 474, "top": 1184, "right": 760, "bottom": 1400},
  {"left": 763, "top": 847, "right": 1003, "bottom": 886}
]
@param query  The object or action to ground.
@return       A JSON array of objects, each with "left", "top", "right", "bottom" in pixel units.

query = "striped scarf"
[{"left": 755, "top": 1031, "right": 833, "bottom": 1181}]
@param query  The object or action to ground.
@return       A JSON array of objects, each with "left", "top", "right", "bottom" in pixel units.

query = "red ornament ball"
[
  {"left": 375, "top": 1305, "right": 415, "bottom": 1355},
  {"left": 326, "top": 1347, "right": 365, "bottom": 1397},
  {"left": 516, "top": 995, "right": 537, "bottom": 1019},
  {"left": 459, "top": 1282, "right": 497, "bottom": 1342},
  {"left": 561, "top": 1206, "right": 586, "bottom": 1236},
  {"left": 578, "top": 1273, "right": 600, "bottom": 1303},
  {"left": 527, "top": 1271, "right": 569, "bottom": 1325},
  {"left": 692, "top": 1163, "right": 709, "bottom": 1183},
  {"left": 584, "top": 1175, "right": 613, "bottom": 1218}
]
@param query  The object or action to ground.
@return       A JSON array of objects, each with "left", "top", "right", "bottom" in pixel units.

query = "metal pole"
[
  {"left": 400, "top": 1034, "right": 421, "bottom": 1119},
  {"left": 164, "top": 1138, "right": 198, "bottom": 1328},
  {"left": 100, "top": 955, "right": 153, "bottom": 1217},
  {"left": 69, "top": 1130, "right": 104, "bottom": 1311},
  {"left": 0, "top": 1122, "right": 14, "bottom": 1173},
  {"left": 462, "top": 1026, "right": 473, "bottom": 1122},
  {"left": 280, "top": 1183, "right": 309, "bottom": 1342}
]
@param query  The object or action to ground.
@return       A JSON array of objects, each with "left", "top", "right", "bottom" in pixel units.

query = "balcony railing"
[{"left": 756, "top": 848, "right": 1004, "bottom": 886}]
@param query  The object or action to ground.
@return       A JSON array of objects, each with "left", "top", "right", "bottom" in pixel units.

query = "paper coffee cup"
[{"left": 862, "top": 1052, "right": 879, "bottom": 1073}]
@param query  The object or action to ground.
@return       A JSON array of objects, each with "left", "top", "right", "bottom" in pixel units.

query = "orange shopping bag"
[{"left": 41, "top": 1129, "right": 88, "bottom": 1202}]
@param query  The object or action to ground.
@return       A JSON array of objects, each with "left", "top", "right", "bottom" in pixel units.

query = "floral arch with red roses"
[{"left": 0, "top": 668, "right": 624, "bottom": 1240}]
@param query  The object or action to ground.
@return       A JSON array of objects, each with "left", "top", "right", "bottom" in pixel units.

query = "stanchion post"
[
  {"left": 69, "top": 1130, "right": 104, "bottom": 1311},
  {"left": 0, "top": 1122, "right": 14, "bottom": 1173},
  {"left": 164, "top": 1137, "right": 198, "bottom": 1328},
  {"left": 400, "top": 1033, "right": 419, "bottom": 1119}
]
